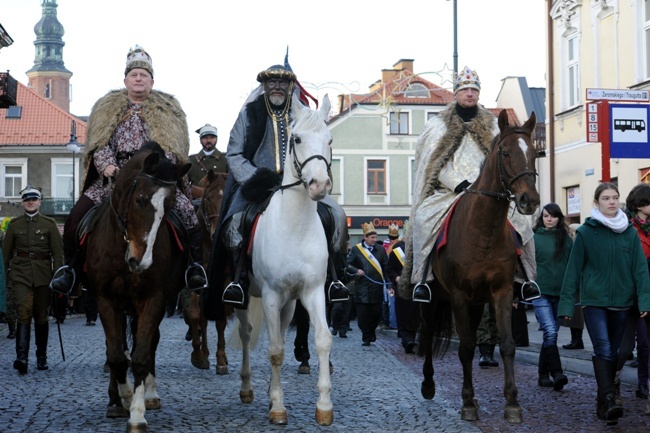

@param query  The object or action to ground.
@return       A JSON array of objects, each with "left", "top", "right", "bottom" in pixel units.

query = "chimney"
[{"left": 393, "top": 59, "right": 414, "bottom": 73}]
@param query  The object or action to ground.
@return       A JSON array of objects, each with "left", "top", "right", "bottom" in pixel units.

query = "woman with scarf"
[{"left": 559, "top": 182, "right": 650, "bottom": 424}]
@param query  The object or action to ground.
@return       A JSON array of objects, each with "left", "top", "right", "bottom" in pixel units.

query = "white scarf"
[{"left": 590, "top": 208, "right": 629, "bottom": 233}]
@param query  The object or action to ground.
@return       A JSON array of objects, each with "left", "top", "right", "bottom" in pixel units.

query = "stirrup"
[
  {"left": 412, "top": 282, "right": 432, "bottom": 303},
  {"left": 222, "top": 282, "right": 245, "bottom": 306},
  {"left": 49, "top": 265, "right": 76, "bottom": 296},
  {"left": 520, "top": 280, "right": 541, "bottom": 302},
  {"left": 185, "top": 262, "right": 208, "bottom": 291},
  {"left": 328, "top": 280, "right": 349, "bottom": 303}
]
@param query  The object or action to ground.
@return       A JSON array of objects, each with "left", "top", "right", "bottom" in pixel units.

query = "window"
[
  {"left": 1, "top": 160, "right": 27, "bottom": 198},
  {"left": 330, "top": 158, "right": 343, "bottom": 203},
  {"left": 5, "top": 106, "right": 22, "bottom": 119},
  {"left": 389, "top": 111, "right": 409, "bottom": 135},
  {"left": 53, "top": 160, "right": 73, "bottom": 199},
  {"left": 427, "top": 112, "right": 438, "bottom": 122},
  {"left": 404, "top": 83, "right": 429, "bottom": 98},
  {"left": 367, "top": 159, "right": 386, "bottom": 194},
  {"left": 645, "top": 0, "right": 650, "bottom": 79},
  {"left": 567, "top": 35, "right": 580, "bottom": 107}
]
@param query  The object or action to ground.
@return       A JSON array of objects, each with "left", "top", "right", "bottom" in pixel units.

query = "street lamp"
[
  {"left": 66, "top": 120, "right": 80, "bottom": 206},
  {"left": 446, "top": 0, "right": 458, "bottom": 79}
]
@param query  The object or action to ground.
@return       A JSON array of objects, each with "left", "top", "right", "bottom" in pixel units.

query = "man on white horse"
[
  {"left": 209, "top": 64, "right": 349, "bottom": 307},
  {"left": 400, "top": 66, "right": 537, "bottom": 304}
]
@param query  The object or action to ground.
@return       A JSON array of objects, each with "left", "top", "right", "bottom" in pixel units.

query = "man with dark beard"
[{"left": 211, "top": 64, "right": 348, "bottom": 307}]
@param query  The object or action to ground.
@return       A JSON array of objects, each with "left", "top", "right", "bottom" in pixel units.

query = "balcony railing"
[
  {"left": 0, "top": 71, "right": 17, "bottom": 108},
  {"left": 40, "top": 198, "right": 74, "bottom": 216}
]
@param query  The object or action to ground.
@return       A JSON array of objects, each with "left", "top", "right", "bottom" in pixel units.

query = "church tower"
[{"left": 26, "top": 0, "right": 72, "bottom": 112}]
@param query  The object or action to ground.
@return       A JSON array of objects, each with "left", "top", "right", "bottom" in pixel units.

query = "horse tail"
[{"left": 226, "top": 297, "right": 265, "bottom": 350}]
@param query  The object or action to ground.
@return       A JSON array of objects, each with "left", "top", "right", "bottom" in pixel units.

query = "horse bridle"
[
  {"left": 464, "top": 128, "right": 537, "bottom": 201},
  {"left": 276, "top": 135, "right": 332, "bottom": 192},
  {"left": 110, "top": 172, "right": 177, "bottom": 242},
  {"left": 199, "top": 195, "right": 220, "bottom": 228}
]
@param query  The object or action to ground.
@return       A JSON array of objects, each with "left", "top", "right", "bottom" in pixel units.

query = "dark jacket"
[
  {"left": 346, "top": 242, "right": 388, "bottom": 304},
  {"left": 533, "top": 227, "right": 572, "bottom": 297},
  {"left": 558, "top": 217, "right": 650, "bottom": 317}
]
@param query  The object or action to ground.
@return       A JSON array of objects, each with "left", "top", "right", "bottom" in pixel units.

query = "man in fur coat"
[
  {"left": 50, "top": 45, "right": 207, "bottom": 295},
  {"left": 207, "top": 64, "right": 349, "bottom": 309},
  {"left": 400, "top": 66, "right": 536, "bottom": 303}
]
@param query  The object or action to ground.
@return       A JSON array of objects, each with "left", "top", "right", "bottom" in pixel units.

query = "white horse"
[{"left": 235, "top": 92, "right": 335, "bottom": 426}]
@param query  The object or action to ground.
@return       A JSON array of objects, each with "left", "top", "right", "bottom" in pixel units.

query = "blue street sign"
[{"left": 609, "top": 103, "right": 650, "bottom": 158}]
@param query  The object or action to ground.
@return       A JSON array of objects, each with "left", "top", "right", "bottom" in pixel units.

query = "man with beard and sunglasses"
[{"left": 208, "top": 64, "right": 348, "bottom": 309}]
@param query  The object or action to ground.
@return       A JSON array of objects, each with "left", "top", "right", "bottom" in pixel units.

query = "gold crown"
[
  {"left": 361, "top": 222, "right": 376, "bottom": 236},
  {"left": 388, "top": 224, "right": 399, "bottom": 238}
]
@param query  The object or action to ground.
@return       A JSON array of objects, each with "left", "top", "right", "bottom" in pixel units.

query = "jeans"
[
  {"left": 583, "top": 306, "right": 629, "bottom": 363},
  {"left": 532, "top": 295, "right": 560, "bottom": 348}
]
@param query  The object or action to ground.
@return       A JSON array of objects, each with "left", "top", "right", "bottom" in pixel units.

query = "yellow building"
[{"left": 547, "top": 0, "right": 650, "bottom": 222}]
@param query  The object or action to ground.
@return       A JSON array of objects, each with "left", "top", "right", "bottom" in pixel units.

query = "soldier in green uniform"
[
  {"left": 2, "top": 186, "right": 64, "bottom": 374},
  {"left": 188, "top": 123, "right": 228, "bottom": 202}
]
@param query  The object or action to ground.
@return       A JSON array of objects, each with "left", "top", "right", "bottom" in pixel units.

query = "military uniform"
[
  {"left": 3, "top": 207, "right": 64, "bottom": 373},
  {"left": 187, "top": 149, "right": 228, "bottom": 187}
]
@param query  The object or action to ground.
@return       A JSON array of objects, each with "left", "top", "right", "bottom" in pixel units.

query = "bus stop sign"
[{"left": 609, "top": 103, "right": 650, "bottom": 158}]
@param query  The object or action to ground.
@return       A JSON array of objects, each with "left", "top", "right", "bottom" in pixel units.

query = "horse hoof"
[
  {"left": 106, "top": 405, "right": 129, "bottom": 418},
  {"left": 461, "top": 406, "right": 479, "bottom": 421},
  {"left": 216, "top": 365, "right": 229, "bottom": 375},
  {"left": 240, "top": 389, "right": 254, "bottom": 404},
  {"left": 191, "top": 354, "right": 210, "bottom": 370},
  {"left": 329, "top": 362, "right": 334, "bottom": 375},
  {"left": 421, "top": 381, "right": 435, "bottom": 400},
  {"left": 145, "top": 398, "right": 161, "bottom": 410},
  {"left": 504, "top": 406, "right": 523, "bottom": 424},
  {"left": 126, "top": 422, "right": 148, "bottom": 433},
  {"left": 316, "top": 408, "right": 333, "bottom": 426},
  {"left": 269, "top": 410, "right": 287, "bottom": 425},
  {"left": 298, "top": 365, "right": 311, "bottom": 375}
]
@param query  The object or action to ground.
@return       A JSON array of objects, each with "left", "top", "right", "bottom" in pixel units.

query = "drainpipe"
[{"left": 547, "top": 0, "right": 556, "bottom": 202}]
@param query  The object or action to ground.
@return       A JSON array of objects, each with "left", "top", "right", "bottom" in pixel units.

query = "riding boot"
[
  {"left": 185, "top": 227, "right": 208, "bottom": 291},
  {"left": 593, "top": 357, "right": 623, "bottom": 423},
  {"left": 486, "top": 344, "right": 499, "bottom": 367},
  {"left": 13, "top": 322, "right": 30, "bottom": 374},
  {"left": 478, "top": 344, "right": 490, "bottom": 367},
  {"left": 7, "top": 321, "right": 16, "bottom": 339},
  {"left": 412, "top": 282, "right": 432, "bottom": 303},
  {"left": 49, "top": 238, "right": 80, "bottom": 294},
  {"left": 538, "top": 347, "right": 553, "bottom": 387},
  {"left": 544, "top": 345, "right": 568, "bottom": 391},
  {"left": 222, "top": 247, "right": 249, "bottom": 306},
  {"left": 35, "top": 322, "right": 49, "bottom": 371}
]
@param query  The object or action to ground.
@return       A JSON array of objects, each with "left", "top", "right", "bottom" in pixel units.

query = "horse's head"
[
  {"left": 112, "top": 141, "right": 191, "bottom": 273},
  {"left": 199, "top": 169, "right": 227, "bottom": 236},
  {"left": 287, "top": 93, "right": 333, "bottom": 201},
  {"left": 494, "top": 110, "right": 540, "bottom": 215}
]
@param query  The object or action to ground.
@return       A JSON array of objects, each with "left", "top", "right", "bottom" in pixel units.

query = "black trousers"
[{"left": 356, "top": 303, "right": 382, "bottom": 341}]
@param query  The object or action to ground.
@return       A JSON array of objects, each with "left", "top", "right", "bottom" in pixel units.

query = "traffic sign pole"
[{"left": 601, "top": 100, "right": 610, "bottom": 182}]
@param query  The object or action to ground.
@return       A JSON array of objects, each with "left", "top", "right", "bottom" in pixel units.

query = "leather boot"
[
  {"left": 538, "top": 347, "right": 554, "bottom": 387},
  {"left": 478, "top": 344, "right": 490, "bottom": 367},
  {"left": 563, "top": 327, "right": 584, "bottom": 350},
  {"left": 412, "top": 282, "right": 432, "bottom": 303},
  {"left": 593, "top": 357, "right": 623, "bottom": 424},
  {"left": 186, "top": 227, "right": 208, "bottom": 291},
  {"left": 222, "top": 248, "right": 248, "bottom": 306},
  {"left": 13, "top": 322, "right": 30, "bottom": 374},
  {"left": 485, "top": 344, "right": 499, "bottom": 367},
  {"left": 35, "top": 322, "right": 49, "bottom": 371},
  {"left": 49, "top": 238, "right": 80, "bottom": 294},
  {"left": 544, "top": 345, "right": 568, "bottom": 391},
  {"left": 7, "top": 321, "right": 16, "bottom": 339}
]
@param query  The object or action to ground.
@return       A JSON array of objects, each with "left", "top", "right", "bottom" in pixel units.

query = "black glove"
[{"left": 454, "top": 180, "right": 471, "bottom": 193}]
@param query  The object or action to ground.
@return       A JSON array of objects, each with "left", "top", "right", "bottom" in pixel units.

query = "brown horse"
[
  {"left": 417, "top": 110, "right": 540, "bottom": 424},
  {"left": 84, "top": 142, "right": 190, "bottom": 432},
  {"left": 183, "top": 169, "right": 229, "bottom": 372}
]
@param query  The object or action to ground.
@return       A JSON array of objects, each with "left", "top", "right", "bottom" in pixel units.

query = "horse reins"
[
  {"left": 109, "top": 171, "right": 177, "bottom": 242},
  {"left": 464, "top": 128, "right": 537, "bottom": 201},
  {"left": 275, "top": 135, "right": 332, "bottom": 192}
]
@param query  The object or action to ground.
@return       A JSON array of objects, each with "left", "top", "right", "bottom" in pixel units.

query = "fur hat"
[
  {"left": 454, "top": 66, "right": 480, "bottom": 94},
  {"left": 256, "top": 65, "right": 297, "bottom": 83},
  {"left": 388, "top": 224, "right": 400, "bottom": 239},
  {"left": 196, "top": 124, "right": 218, "bottom": 138},
  {"left": 362, "top": 222, "right": 377, "bottom": 237},
  {"left": 125, "top": 45, "right": 154, "bottom": 78},
  {"left": 21, "top": 186, "right": 42, "bottom": 201}
]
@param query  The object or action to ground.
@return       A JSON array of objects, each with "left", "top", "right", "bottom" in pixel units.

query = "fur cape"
[{"left": 81, "top": 89, "right": 189, "bottom": 192}]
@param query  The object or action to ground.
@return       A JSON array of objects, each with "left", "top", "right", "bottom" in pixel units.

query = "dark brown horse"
[
  {"left": 418, "top": 110, "right": 540, "bottom": 424},
  {"left": 184, "top": 169, "right": 229, "bottom": 372},
  {"left": 84, "top": 142, "right": 190, "bottom": 432}
]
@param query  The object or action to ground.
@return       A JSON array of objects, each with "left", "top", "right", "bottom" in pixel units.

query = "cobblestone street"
[{"left": 0, "top": 310, "right": 649, "bottom": 432}]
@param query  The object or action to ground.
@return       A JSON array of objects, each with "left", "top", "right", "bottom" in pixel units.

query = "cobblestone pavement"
[{"left": 0, "top": 311, "right": 649, "bottom": 433}]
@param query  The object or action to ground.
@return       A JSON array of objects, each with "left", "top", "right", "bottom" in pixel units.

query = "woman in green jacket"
[
  {"left": 532, "top": 203, "right": 572, "bottom": 390},
  {"left": 559, "top": 182, "right": 650, "bottom": 424}
]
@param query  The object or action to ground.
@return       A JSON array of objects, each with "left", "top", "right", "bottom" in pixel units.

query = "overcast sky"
[{"left": 0, "top": 0, "right": 548, "bottom": 153}]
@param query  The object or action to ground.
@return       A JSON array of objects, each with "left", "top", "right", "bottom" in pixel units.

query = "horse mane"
[{"left": 123, "top": 141, "right": 182, "bottom": 184}]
